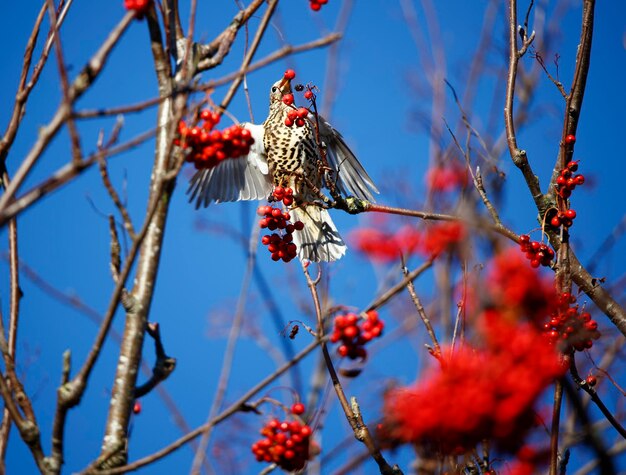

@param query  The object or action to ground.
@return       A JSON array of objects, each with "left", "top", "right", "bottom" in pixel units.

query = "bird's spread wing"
[
  {"left": 314, "top": 115, "right": 379, "bottom": 202},
  {"left": 187, "top": 123, "right": 272, "bottom": 208}
]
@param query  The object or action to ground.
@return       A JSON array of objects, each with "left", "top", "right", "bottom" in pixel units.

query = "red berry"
[
  {"left": 564, "top": 134, "right": 576, "bottom": 145},
  {"left": 310, "top": 2, "right": 321, "bottom": 11},
  {"left": 550, "top": 216, "right": 561, "bottom": 227},
  {"left": 133, "top": 401, "right": 142, "bottom": 414},
  {"left": 586, "top": 375, "right": 597, "bottom": 386},
  {"left": 564, "top": 209, "right": 577, "bottom": 219},
  {"left": 291, "top": 403, "right": 305, "bottom": 415},
  {"left": 304, "top": 90, "right": 313, "bottom": 100},
  {"left": 285, "top": 118, "right": 294, "bottom": 127},
  {"left": 575, "top": 175, "right": 585, "bottom": 185},
  {"left": 295, "top": 118, "right": 305, "bottom": 127},
  {"left": 284, "top": 69, "right": 296, "bottom": 80},
  {"left": 297, "top": 108, "right": 309, "bottom": 119},
  {"left": 343, "top": 325, "right": 358, "bottom": 339},
  {"left": 282, "top": 94, "right": 294, "bottom": 106}
]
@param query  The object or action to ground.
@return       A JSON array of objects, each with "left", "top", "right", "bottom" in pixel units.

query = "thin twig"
[
  {"left": 0, "top": 12, "right": 135, "bottom": 220},
  {"left": 302, "top": 266, "right": 403, "bottom": 475}
]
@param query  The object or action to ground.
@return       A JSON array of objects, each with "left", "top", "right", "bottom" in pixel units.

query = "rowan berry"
[
  {"left": 543, "top": 293, "right": 601, "bottom": 353},
  {"left": 304, "top": 90, "right": 314, "bottom": 100},
  {"left": 284, "top": 69, "right": 296, "bottom": 81},
  {"left": 259, "top": 198, "right": 304, "bottom": 262},
  {"left": 282, "top": 94, "right": 294, "bottom": 106},
  {"left": 251, "top": 409, "right": 313, "bottom": 471},
  {"left": 329, "top": 310, "right": 384, "bottom": 360},
  {"left": 564, "top": 134, "right": 576, "bottom": 145}
]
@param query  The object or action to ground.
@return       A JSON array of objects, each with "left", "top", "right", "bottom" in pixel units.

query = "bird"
[{"left": 187, "top": 73, "right": 378, "bottom": 262}]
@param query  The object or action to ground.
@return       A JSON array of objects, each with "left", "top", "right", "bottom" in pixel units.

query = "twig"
[
  {"left": 218, "top": 0, "right": 279, "bottom": 113},
  {"left": 302, "top": 266, "right": 403, "bottom": 475},
  {"left": 569, "top": 355, "right": 626, "bottom": 439},
  {"left": 550, "top": 379, "right": 564, "bottom": 475},
  {"left": 0, "top": 128, "right": 155, "bottom": 227},
  {"left": 133, "top": 323, "right": 176, "bottom": 399},
  {"left": 0, "top": 12, "right": 135, "bottom": 221},
  {"left": 400, "top": 260, "right": 441, "bottom": 357},
  {"left": 198, "top": 34, "right": 342, "bottom": 93},
  {"left": 504, "top": 0, "right": 545, "bottom": 210},
  {"left": 98, "top": 134, "right": 136, "bottom": 238},
  {"left": 0, "top": 168, "right": 22, "bottom": 465},
  {"left": 46, "top": 0, "right": 82, "bottom": 163}
]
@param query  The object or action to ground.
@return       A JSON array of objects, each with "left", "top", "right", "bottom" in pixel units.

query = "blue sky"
[{"left": 1, "top": 1, "right": 625, "bottom": 473}]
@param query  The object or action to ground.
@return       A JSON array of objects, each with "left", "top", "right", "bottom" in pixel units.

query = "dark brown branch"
[
  {"left": 133, "top": 323, "right": 176, "bottom": 398},
  {"left": 549, "top": 379, "right": 564, "bottom": 475}
]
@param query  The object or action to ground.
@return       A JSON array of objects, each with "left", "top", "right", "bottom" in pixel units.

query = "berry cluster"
[
  {"left": 329, "top": 310, "right": 384, "bottom": 360},
  {"left": 543, "top": 292, "right": 600, "bottom": 352},
  {"left": 124, "top": 0, "right": 151, "bottom": 14},
  {"left": 549, "top": 208, "right": 577, "bottom": 229},
  {"left": 556, "top": 160, "right": 585, "bottom": 199},
  {"left": 271, "top": 186, "right": 295, "bottom": 206},
  {"left": 284, "top": 107, "right": 310, "bottom": 128},
  {"left": 251, "top": 406, "right": 313, "bottom": 471},
  {"left": 176, "top": 110, "right": 254, "bottom": 170},
  {"left": 258, "top": 204, "right": 304, "bottom": 262},
  {"left": 518, "top": 235, "right": 554, "bottom": 268},
  {"left": 309, "top": 0, "right": 329, "bottom": 11},
  {"left": 381, "top": 316, "right": 565, "bottom": 455}
]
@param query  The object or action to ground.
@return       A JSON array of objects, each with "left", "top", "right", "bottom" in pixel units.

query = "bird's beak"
[{"left": 278, "top": 76, "right": 291, "bottom": 90}]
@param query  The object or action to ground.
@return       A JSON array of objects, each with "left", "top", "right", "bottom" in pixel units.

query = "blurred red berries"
[
  {"left": 309, "top": 0, "right": 328, "bottom": 11},
  {"left": 124, "top": 0, "right": 151, "bottom": 14},
  {"left": 381, "top": 315, "right": 565, "bottom": 455},
  {"left": 425, "top": 163, "right": 468, "bottom": 192}
]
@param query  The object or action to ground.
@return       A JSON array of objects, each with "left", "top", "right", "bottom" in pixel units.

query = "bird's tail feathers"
[{"left": 290, "top": 205, "right": 346, "bottom": 262}]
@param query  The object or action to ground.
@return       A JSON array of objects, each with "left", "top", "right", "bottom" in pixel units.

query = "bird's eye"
[{"left": 271, "top": 86, "right": 278, "bottom": 93}]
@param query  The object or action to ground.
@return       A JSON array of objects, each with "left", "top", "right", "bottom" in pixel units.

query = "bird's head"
[{"left": 269, "top": 76, "right": 293, "bottom": 105}]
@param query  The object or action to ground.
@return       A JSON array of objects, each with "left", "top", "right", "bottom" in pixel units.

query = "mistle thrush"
[{"left": 188, "top": 74, "right": 378, "bottom": 262}]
